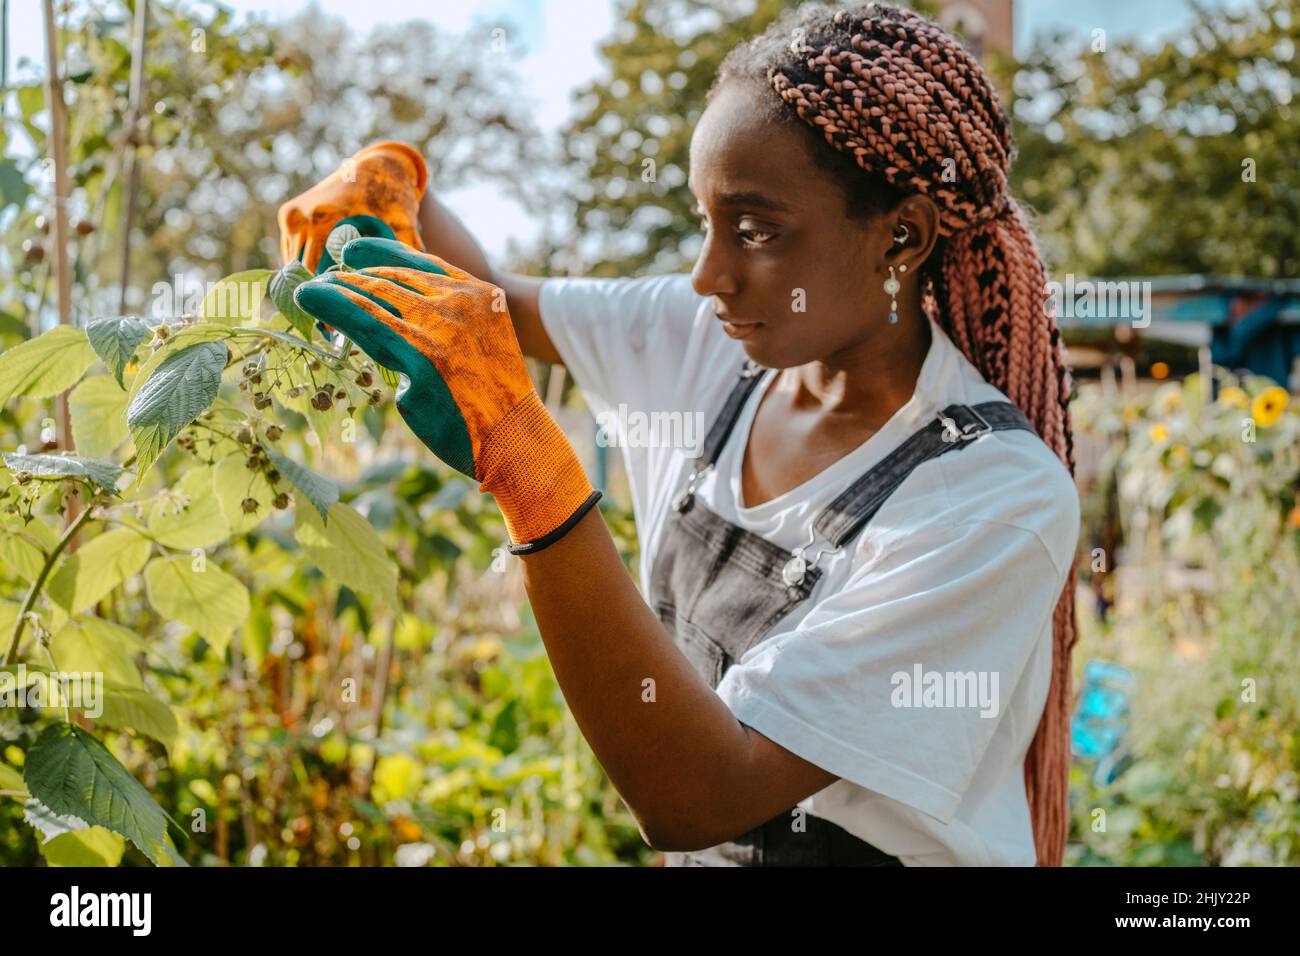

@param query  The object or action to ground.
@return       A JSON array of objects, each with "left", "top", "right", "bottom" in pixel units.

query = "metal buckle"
[
  {"left": 781, "top": 526, "right": 841, "bottom": 587},
  {"left": 671, "top": 462, "right": 713, "bottom": 513},
  {"left": 938, "top": 405, "right": 992, "bottom": 444}
]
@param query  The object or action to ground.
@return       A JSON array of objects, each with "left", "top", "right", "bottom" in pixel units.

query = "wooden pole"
[
  {"left": 117, "top": 0, "right": 149, "bottom": 314},
  {"left": 41, "top": 0, "right": 73, "bottom": 453}
]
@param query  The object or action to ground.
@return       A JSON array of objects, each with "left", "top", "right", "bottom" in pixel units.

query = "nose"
[{"left": 689, "top": 229, "right": 739, "bottom": 300}]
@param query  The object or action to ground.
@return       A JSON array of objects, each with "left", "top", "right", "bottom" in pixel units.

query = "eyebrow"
[{"left": 689, "top": 188, "right": 794, "bottom": 215}]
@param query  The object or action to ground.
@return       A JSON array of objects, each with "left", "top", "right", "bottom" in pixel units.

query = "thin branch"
[{"left": 2, "top": 501, "right": 96, "bottom": 666}]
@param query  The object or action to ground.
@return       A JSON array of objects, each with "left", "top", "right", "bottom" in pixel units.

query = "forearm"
[
  {"left": 517, "top": 506, "right": 758, "bottom": 850},
  {"left": 417, "top": 192, "right": 561, "bottom": 364}
]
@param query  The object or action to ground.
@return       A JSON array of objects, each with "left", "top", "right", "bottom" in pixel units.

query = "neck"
[{"left": 783, "top": 306, "right": 933, "bottom": 425}]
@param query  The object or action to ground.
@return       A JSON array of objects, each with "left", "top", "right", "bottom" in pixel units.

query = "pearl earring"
[{"left": 884, "top": 263, "right": 907, "bottom": 324}]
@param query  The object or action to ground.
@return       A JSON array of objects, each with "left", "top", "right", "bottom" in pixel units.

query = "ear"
[{"left": 888, "top": 194, "right": 941, "bottom": 274}]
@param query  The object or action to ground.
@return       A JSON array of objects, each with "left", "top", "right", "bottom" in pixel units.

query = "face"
[{"left": 687, "top": 81, "right": 897, "bottom": 369}]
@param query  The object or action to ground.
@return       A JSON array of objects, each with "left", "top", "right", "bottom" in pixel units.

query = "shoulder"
[
  {"left": 860, "top": 423, "right": 1080, "bottom": 582},
  {"left": 539, "top": 272, "right": 706, "bottom": 350}
]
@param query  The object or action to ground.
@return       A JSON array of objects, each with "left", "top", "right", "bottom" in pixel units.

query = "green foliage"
[
  {"left": 24, "top": 722, "right": 183, "bottom": 867},
  {"left": 1, "top": 451, "right": 123, "bottom": 493},
  {"left": 126, "top": 340, "right": 229, "bottom": 478},
  {"left": 85, "top": 316, "right": 149, "bottom": 388},
  {"left": 0, "top": 327, "right": 97, "bottom": 406},
  {"left": 1068, "top": 374, "right": 1300, "bottom": 865}
]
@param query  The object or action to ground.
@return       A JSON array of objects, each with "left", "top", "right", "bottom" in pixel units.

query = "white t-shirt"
[{"left": 538, "top": 272, "right": 1081, "bottom": 866}]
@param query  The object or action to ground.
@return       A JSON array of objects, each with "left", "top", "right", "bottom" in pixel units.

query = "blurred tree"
[
  {"left": 1, "top": 0, "right": 549, "bottom": 333},
  {"left": 548, "top": 0, "right": 1298, "bottom": 281},
  {"left": 979, "top": 0, "right": 1298, "bottom": 278}
]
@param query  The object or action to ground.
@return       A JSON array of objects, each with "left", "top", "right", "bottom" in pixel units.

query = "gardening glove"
[
  {"left": 292, "top": 237, "right": 602, "bottom": 555},
  {"left": 277, "top": 140, "right": 428, "bottom": 275}
]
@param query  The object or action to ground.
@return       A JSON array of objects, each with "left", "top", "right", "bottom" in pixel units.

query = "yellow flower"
[
  {"left": 1171, "top": 444, "right": 1189, "bottom": 462},
  {"left": 1251, "top": 387, "right": 1289, "bottom": 427},
  {"left": 1149, "top": 423, "right": 1169, "bottom": 443},
  {"left": 1219, "top": 386, "right": 1249, "bottom": 409},
  {"left": 1156, "top": 386, "right": 1183, "bottom": 414},
  {"left": 1122, "top": 408, "right": 1138, "bottom": 424}
]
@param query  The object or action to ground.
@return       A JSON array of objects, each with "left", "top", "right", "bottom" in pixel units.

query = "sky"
[{"left": 5, "top": 0, "right": 1254, "bottom": 262}]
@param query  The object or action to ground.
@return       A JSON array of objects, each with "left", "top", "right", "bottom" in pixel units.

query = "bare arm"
[
  {"left": 518, "top": 507, "right": 838, "bottom": 852},
  {"left": 417, "top": 192, "right": 563, "bottom": 365}
]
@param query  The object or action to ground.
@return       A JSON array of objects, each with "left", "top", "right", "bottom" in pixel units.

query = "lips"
[{"left": 715, "top": 310, "right": 762, "bottom": 340}]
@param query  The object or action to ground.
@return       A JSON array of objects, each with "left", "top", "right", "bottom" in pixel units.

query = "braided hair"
[{"left": 713, "top": 1, "right": 1078, "bottom": 866}]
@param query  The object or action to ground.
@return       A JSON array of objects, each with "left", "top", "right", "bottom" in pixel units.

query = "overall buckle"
[{"left": 937, "top": 405, "right": 992, "bottom": 444}]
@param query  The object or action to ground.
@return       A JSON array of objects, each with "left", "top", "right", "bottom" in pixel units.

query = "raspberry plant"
[{"left": 0, "top": 247, "right": 405, "bottom": 865}]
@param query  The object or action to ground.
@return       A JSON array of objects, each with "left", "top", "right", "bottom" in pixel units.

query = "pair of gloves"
[{"left": 278, "top": 141, "right": 599, "bottom": 554}]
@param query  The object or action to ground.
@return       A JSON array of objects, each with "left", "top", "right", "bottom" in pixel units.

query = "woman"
[{"left": 281, "top": 2, "right": 1081, "bottom": 866}]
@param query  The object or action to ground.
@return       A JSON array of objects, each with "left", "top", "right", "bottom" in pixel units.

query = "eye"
[{"left": 738, "top": 218, "right": 776, "bottom": 246}]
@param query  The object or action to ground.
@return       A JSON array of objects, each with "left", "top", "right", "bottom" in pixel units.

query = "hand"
[
  {"left": 292, "top": 238, "right": 601, "bottom": 554},
  {"left": 277, "top": 141, "right": 428, "bottom": 274}
]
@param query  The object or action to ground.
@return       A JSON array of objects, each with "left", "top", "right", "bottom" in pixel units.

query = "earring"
[
  {"left": 893, "top": 224, "right": 910, "bottom": 246},
  {"left": 884, "top": 263, "right": 907, "bottom": 324}
]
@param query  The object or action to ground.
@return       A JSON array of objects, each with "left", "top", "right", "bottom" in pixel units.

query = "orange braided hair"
[{"left": 715, "top": 2, "right": 1078, "bottom": 866}]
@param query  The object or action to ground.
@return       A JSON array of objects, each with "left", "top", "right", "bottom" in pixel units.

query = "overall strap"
[
  {"left": 671, "top": 360, "right": 766, "bottom": 514},
  {"left": 812, "top": 401, "right": 1038, "bottom": 549},
  {"left": 697, "top": 359, "right": 766, "bottom": 466}
]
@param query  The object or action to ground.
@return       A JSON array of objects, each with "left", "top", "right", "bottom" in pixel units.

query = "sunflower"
[
  {"left": 1251, "top": 386, "right": 1290, "bottom": 427},
  {"left": 1218, "top": 386, "right": 1249, "bottom": 409}
]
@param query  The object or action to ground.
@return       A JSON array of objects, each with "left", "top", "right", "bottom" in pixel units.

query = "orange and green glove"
[
  {"left": 292, "top": 237, "right": 601, "bottom": 554},
  {"left": 277, "top": 141, "right": 428, "bottom": 275}
]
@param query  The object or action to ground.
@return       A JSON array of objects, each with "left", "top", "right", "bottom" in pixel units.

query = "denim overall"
[{"left": 648, "top": 358, "right": 1037, "bottom": 866}]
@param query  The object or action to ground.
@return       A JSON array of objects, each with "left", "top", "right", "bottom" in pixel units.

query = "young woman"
[{"left": 280, "top": 2, "right": 1081, "bottom": 866}]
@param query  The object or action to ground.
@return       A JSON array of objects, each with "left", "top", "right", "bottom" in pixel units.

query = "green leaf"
[
  {"left": 212, "top": 452, "right": 276, "bottom": 535},
  {"left": 124, "top": 324, "right": 232, "bottom": 409},
  {"left": 127, "top": 340, "right": 228, "bottom": 478},
  {"left": 0, "top": 517, "right": 59, "bottom": 583},
  {"left": 94, "top": 679, "right": 179, "bottom": 755},
  {"left": 326, "top": 224, "right": 362, "bottom": 265},
  {"left": 47, "top": 527, "right": 151, "bottom": 619},
  {"left": 265, "top": 447, "right": 338, "bottom": 520},
  {"left": 85, "top": 315, "right": 150, "bottom": 387},
  {"left": 0, "top": 159, "right": 31, "bottom": 211},
  {"left": 40, "top": 827, "right": 126, "bottom": 867},
  {"left": 23, "top": 722, "right": 184, "bottom": 867},
  {"left": 69, "top": 375, "right": 131, "bottom": 459},
  {"left": 295, "top": 501, "right": 398, "bottom": 610},
  {"left": 199, "top": 269, "right": 271, "bottom": 325},
  {"left": 143, "top": 556, "right": 250, "bottom": 654},
  {"left": 24, "top": 796, "right": 92, "bottom": 841},
  {"left": 1, "top": 452, "right": 125, "bottom": 492},
  {"left": 269, "top": 261, "right": 316, "bottom": 339},
  {"left": 0, "top": 760, "right": 26, "bottom": 792},
  {"left": 0, "top": 326, "right": 96, "bottom": 406},
  {"left": 50, "top": 616, "right": 151, "bottom": 690},
  {"left": 147, "top": 464, "right": 230, "bottom": 550}
]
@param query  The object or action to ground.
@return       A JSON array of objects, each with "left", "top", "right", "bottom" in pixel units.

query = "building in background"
[{"left": 937, "top": 0, "right": 1014, "bottom": 59}]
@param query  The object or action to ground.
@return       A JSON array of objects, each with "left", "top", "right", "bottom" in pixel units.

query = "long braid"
[{"left": 717, "top": 2, "right": 1078, "bottom": 866}]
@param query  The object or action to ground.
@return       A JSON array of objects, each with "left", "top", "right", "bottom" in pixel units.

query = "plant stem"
[{"left": 2, "top": 503, "right": 96, "bottom": 666}]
